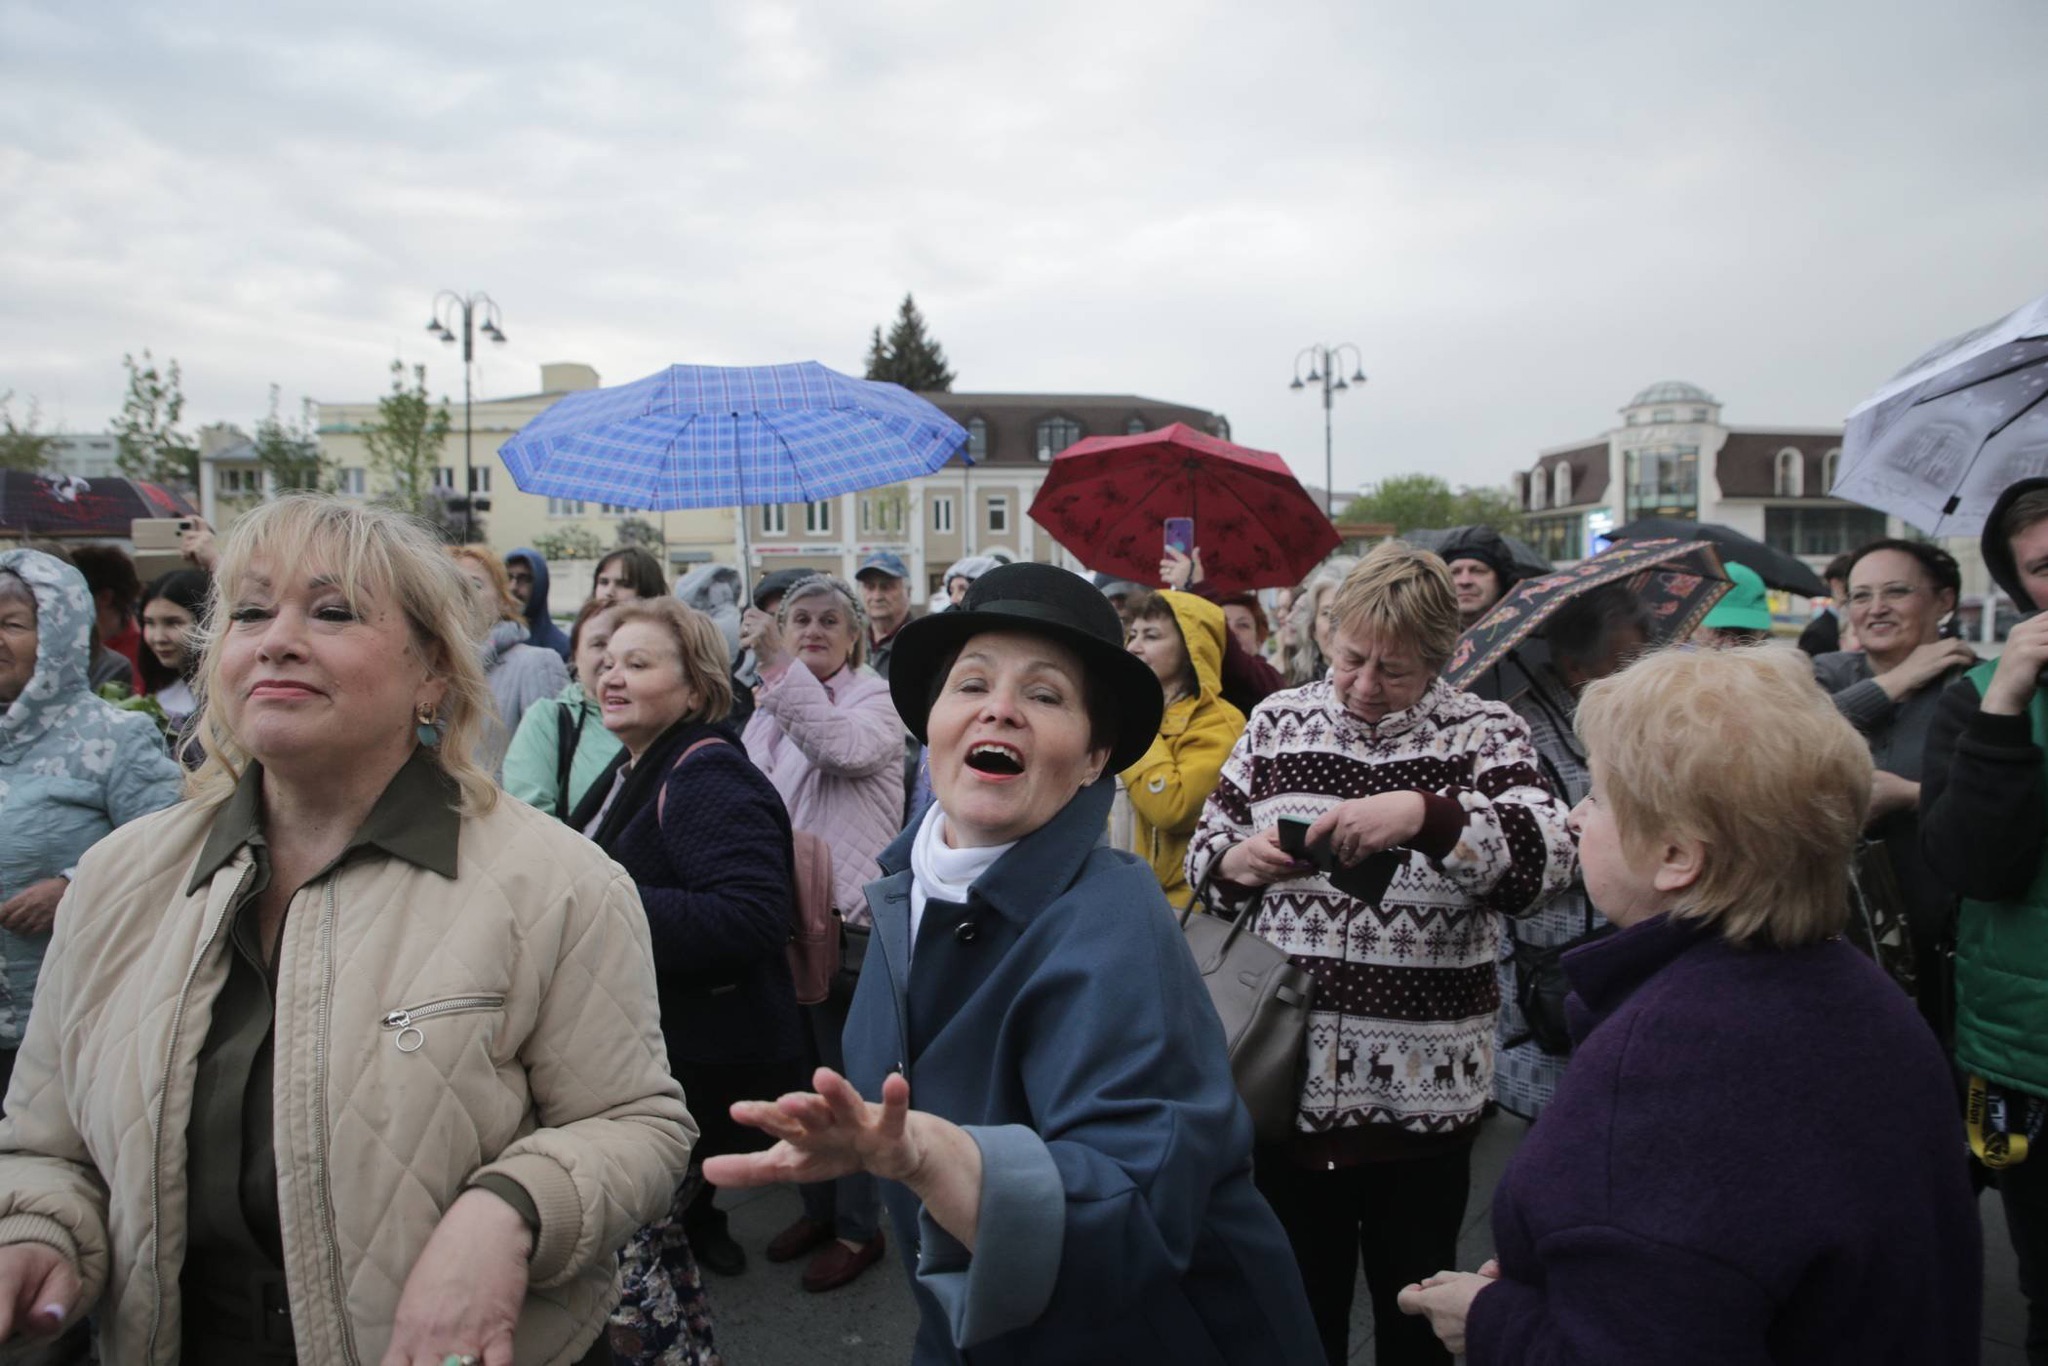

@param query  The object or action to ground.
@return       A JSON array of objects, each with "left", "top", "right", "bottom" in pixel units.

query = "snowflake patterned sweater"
[{"left": 1187, "top": 676, "right": 1576, "bottom": 1147}]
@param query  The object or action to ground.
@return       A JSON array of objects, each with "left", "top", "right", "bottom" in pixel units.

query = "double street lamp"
[
  {"left": 426, "top": 291, "right": 509, "bottom": 541},
  {"left": 1290, "top": 344, "right": 1368, "bottom": 518}
]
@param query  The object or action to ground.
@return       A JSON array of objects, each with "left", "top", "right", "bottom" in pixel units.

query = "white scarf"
[{"left": 907, "top": 803, "right": 1015, "bottom": 974}]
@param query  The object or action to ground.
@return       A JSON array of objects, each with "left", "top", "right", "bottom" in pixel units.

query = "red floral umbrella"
[
  {"left": 0, "top": 471, "right": 197, "bottom": 538},
  {"left": 1027, "top": 424, "right": 1338, "bottom": 593},
  {"left": 1442, "top": 538, "right": 1731, "bottom": 690}
]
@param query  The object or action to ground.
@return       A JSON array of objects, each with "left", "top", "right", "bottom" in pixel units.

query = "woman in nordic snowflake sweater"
[{"left": 1186, "top": 541, "right": 1575, "bottom": 1366}]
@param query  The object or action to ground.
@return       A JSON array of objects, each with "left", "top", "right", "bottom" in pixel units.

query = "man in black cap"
[{"left": 1437, "top": 527, "right": 1519, "bottom": 630}]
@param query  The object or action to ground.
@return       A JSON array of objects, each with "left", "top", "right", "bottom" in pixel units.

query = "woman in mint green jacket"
[{"left": 505, "top": 599, "right": 626, "bottom": 818}]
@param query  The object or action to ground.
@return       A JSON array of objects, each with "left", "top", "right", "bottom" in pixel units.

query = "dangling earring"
[{"left": 414, "top": 702, "right": 441, "bottom": 748}]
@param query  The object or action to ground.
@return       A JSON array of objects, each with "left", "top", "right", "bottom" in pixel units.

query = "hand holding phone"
[{"left": 1163, "top": 517, "right": 1195, "bottom": 557}]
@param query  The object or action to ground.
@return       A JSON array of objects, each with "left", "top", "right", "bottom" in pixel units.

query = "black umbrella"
[
  {"left": 1402, "top": 525, "right": 1554, "bottom": 578},
  {"left": 1606, "top": 517, "right": 1826, "bottom": 598}
]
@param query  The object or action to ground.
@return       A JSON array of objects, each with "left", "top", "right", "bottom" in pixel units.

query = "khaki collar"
[{"left": 186, "top": 748, "right": 461, "bottom": 894}]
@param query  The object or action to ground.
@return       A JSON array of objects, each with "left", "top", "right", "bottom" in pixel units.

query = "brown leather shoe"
[
  {"left": 802, "top": 1233, "right": 887, "bottom": 1292},
  {"left": 765, "top": 1216, "right": 835, "bottom": 1264}
]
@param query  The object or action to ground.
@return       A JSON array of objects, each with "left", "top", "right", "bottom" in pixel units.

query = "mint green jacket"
[{"left": 502, "top": 682, "right": 625, "bottom": 819}]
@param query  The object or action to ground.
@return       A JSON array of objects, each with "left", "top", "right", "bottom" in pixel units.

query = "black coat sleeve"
[{"left": 1920, "top": 676, "right": 2046, "bottom": 902}]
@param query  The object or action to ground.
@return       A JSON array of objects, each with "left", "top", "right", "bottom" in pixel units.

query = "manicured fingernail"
[{"left": 36, "top": 1304, "right": 64, "bottom": 1326}]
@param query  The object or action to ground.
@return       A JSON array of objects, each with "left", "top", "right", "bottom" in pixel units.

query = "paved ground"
[{"left": 701, "top": 1112, "right": 2030, "bottom": 1362}]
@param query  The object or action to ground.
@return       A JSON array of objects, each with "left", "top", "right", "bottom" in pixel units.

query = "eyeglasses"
[{"left": 1846, "top": 584, "right": 1922, "bottom": 608}]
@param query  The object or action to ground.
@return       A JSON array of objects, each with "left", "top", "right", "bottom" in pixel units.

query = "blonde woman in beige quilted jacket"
[{"left": 0, "top": 496, "right": 695, "bottom": 1366}]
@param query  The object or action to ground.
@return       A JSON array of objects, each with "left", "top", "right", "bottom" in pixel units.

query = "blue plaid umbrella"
[{"left": 499, "top": 362, "right": 968, "bottom": 552}]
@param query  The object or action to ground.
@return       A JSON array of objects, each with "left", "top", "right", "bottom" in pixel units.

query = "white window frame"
[
  {"left": 469, "top": 467, "right": 492, "bottom": 493},
  {"left": 1529, "top": 470, "right": 1548, "bottom": 511},
  {"left": 1822, "top": 447, "right": 1841, "bottom": 493},
  {"left": 1552, "top": 463, "right": 1572, "bottom": 507},
  {"left": 932, "top": 496, "right": 955, "bottom": 534},
  {"left": 987, "top": 494, "right": 1009, "bottom": 534},
  {"left": 339, "top": 467, "right": 366, "bottom": 496},
  {"left": 434, "top": 466, "right": 457, "bottom": 491},
  {"left": 805, "top": 500, "right": 832, "bottom": 534},
  {"left": 859, "top": 497, "right": 873, "bottom": 534},
  {"left": 762, "top": 504, "right": 788, "bottom": 535},
  {"left": 1776, "top": 448, "right": 1804, "bottom": 498},
  {"left": 546, "top": 497, "right": 587, "bottom": 518}
]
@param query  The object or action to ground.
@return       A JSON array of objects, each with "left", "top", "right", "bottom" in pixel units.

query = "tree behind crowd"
[{"left": 864, "top": 293, "right": 956, "bottom": 392}]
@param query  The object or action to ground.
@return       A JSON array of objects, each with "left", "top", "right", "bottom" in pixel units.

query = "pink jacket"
[{"left": 743, "top": 661, "right": 906, "bottom": 926}]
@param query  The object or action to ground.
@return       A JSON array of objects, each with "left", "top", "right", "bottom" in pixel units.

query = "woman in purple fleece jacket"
[{"left": 1401, "top": 645, "right": 1982, "bottom": 1364}]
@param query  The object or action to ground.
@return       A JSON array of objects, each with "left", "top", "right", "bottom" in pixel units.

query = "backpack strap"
[
  {"left": 656, "top": 736, "right": 730, "bottom": 824},
  {"left": 554, "top": 702, "right": 588, "bottom": 823}
]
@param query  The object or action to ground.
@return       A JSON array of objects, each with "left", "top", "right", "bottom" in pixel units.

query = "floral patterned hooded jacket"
[{"left": 0, "top": 550, "right": 184, "bottom": 1048}]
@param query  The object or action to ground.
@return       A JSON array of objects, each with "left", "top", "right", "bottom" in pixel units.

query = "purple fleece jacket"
[{"left": 1469, "top": 913, "right": 1981, "bottom": 1365}]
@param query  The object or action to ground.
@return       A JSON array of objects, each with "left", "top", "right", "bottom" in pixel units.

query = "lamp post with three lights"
[
  {"left": 425, "top": 291, "right": 508, "bottom": 542},
  {"left": 1290, "top": 344, "right": 1367, "bottom": 518}
]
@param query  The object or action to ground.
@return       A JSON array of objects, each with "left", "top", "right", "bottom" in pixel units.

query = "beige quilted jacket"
[{"left": 0, "top": 790, "right": 695, "bottom": 1365}]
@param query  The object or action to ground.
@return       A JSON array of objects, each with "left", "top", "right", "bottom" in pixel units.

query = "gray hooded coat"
[{"left": 0, "top": 550, "right": 184, "bottom": 1047}]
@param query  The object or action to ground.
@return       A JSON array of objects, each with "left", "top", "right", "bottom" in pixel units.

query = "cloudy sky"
[{"left": 2, "top": 0, "right": 2043, "bottom": 495}]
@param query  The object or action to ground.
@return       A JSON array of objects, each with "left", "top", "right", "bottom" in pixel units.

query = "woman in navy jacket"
[
  {"left": 709, "top": 562, "right": 1322, "bottom": 1366},
  {"left": 1398, "top": 645, "right": 1980, "bottom": 1364}
]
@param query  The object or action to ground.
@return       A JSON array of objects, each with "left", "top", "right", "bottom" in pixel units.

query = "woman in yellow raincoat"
[{"left": 1123, "top": 590, "right": 1247, "bottom": 907}]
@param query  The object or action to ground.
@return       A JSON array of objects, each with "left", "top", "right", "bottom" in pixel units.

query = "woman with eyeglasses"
[{"left": 1812, "top": 537, "right": 1976, "bottom": 1027}]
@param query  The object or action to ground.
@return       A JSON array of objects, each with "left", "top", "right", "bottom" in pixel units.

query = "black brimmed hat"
[{"left": 889, "top": 562, "right": 1164, "bottom": 773}]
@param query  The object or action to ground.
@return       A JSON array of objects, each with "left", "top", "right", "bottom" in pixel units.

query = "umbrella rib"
[{"left": 1934, "top": 382, "right": 2048, "bottom": 526}]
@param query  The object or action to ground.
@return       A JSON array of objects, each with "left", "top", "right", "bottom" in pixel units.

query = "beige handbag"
[{"left": 1180, "top": 879, "right": 1315, "bottom": 1144}]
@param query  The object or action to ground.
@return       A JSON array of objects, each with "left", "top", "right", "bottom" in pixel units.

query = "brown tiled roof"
[
  {"left": 1530, "top": 441, "right": 1611, "bottom": 507},
  {"left": 919, "top": 392, "right": 1226, "bottom": 466},
  {"left": 1715, "top": 429, "right": 1844, "bottom": 498}
]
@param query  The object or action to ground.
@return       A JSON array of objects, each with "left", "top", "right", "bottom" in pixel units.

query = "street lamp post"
[
  {"left": 1290, "top": 344, "right": 1368, "bottom": 518},
  {"left": 426, "top": 291, "right": 508, "bottom": 542}
]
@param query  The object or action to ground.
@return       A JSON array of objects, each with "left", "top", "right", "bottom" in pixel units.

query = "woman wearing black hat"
[{"left": 706, "top": 562, "right": 1321, "bottom": 1366}]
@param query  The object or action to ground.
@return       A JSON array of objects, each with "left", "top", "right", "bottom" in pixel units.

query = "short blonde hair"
[
  {"left": 1326, "top": 541, "right": 1463, "bottom": 671},
  {"left": 188, "top": 496, "right": 499, "bottom": 815},
  {"left": 778, "top": 574, "right": 867, "bottom": 671},
  {"left": 1575, "top": 644, "right": 1871, "bottom": 949},
  {"left": 605, "top": 598, "right": 735, "bottom": 724},
  {"left": 448, "top": 545, "right": 524, "bottom": 625}
]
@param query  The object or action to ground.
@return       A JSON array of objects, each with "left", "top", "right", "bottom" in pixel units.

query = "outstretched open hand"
[{"left": 707, "top": 1067, "right": 925, "bottom": 1189}]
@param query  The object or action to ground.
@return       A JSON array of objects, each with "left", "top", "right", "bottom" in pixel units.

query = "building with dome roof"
[{"left": 1517, "top": 382, "right": 1897, "bottom": 570}]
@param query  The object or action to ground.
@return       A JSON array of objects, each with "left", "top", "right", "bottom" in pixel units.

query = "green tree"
[
  {"left": 112, "top": 350, "right": 199, "bottom": 489},
  {"left": 533, "top": 525, "right": 604, "bottom": 562},
  {"left": 1341, "top": 473, "right": 1524, "bottom": 536},
  {"left": 863, "top": 293, "right": 956, "bottom": 391},
  {"left": 252, "top": 385, "right": 331, "bottom": 494},
  {"left": 361, "top": 360, "right": 452, "bottom": 518},
  {"left": 615, "top": 516, "right": 662, "bottom": 551},
  {"left": 0, "top": 391, "right": 60, "bottom": 473}
]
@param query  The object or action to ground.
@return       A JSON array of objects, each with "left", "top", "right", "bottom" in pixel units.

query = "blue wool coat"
[
  {"left": 1470, "top": 912, "right": 1981, "bottom": 1365},
  {"left": 845, "top": 779, "right": 1323, "bottom": 1366}
]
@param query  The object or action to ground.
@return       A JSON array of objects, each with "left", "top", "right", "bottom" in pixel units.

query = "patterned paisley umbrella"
[
  {"left": 1027, "top": 423, "right": 1339, "bottom": 594},
  {"left": 1443, "top": 538, "right": 1731, "bottom": 690}
]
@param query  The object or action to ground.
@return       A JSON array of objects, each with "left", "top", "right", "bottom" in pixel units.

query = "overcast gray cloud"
[{"left": 2, "top": 0, "right": 2044, "bottom": 495}]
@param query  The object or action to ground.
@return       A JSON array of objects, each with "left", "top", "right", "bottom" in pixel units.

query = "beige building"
[{"left": 310, "top": 365, "right": 1227, "bottom": 595}]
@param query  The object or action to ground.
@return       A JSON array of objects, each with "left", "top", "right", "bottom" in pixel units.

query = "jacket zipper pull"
[{"left": 381, "top": 1010, "right": 425, "bottom": 1053}]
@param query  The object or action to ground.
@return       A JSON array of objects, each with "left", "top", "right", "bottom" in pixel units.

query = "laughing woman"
[{"left": 707, "top": 563, "right": 1321, "bottom": 1366}]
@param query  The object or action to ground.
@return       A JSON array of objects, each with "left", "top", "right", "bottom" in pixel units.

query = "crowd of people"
[{"left": 0, "top": 489, "right": 2042, "bottom": 1364}]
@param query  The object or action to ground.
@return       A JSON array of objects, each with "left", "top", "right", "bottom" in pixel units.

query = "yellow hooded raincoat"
[{"left": 1122, "top": 591, "right": 1247, "bottom": 908}]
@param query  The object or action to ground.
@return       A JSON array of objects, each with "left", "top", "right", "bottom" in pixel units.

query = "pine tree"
[{"left": 863, "top": 294, "right": 956, "bottom": 392}]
